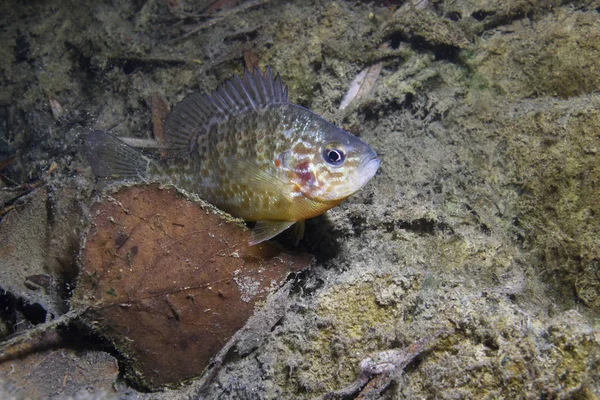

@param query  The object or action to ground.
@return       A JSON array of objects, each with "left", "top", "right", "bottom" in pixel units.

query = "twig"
[
  {"left": 0, "top": 162, "right": 57, "bottom": 216},
  {"left": 0, "top": 310, "right": 81, "bottom": 363},
  {"left": 175, "top": 0, "right": 273, "bottom": 41},
  {"left": 313, "top": 331, "right": 444, "bottom": 400},
  {"left": 119, "top": 137, "right": 166, "bottom": 149}
]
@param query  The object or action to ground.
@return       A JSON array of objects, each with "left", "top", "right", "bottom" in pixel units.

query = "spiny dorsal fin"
[{"left": 163, "top": 66, "right": 288, "bottom": 157}]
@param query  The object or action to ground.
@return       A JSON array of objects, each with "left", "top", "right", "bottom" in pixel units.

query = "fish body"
[{"left": 85, "top": 68, "right": 379, "bottom": 244}]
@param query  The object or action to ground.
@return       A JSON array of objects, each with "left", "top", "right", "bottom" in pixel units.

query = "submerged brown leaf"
[{"left": 74, "top": 184, "right": 311, "bottom": 389}]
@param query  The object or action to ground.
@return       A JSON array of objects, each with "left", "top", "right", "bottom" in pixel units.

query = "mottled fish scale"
[
  {"left": 167, "top": 106, "right": 292, "bottom": 214},
  {"left": 84, "top": 67, "right": 379, "bottom": 245}
]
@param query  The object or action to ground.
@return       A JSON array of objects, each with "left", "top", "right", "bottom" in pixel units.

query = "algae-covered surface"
[{"left": 1, "top": 0, "right": 600, "bottom": 398}]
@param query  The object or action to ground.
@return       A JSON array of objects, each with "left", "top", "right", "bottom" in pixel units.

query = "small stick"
[
  {"left": 119, "top": 137, "right": 166, "bottom": 149},
  {"left": 0, "top": 310, "right": 81, "bottom": 363},
  {"left": 176, "top": 0, "right": 273, "bottom": 41}
]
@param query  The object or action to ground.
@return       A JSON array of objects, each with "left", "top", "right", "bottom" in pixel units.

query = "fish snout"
[{"left": 359, "top": 150, "right": 380, "bottom": 182}]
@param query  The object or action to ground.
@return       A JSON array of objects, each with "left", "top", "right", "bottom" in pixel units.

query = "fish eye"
[{"left": 323, "top": 145, "right": 346, "bottom": 167}]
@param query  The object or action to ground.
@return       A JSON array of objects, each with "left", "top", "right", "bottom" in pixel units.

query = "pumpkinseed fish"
[{"left": 84, "top": 67, "right": 380, "bottom": 245}]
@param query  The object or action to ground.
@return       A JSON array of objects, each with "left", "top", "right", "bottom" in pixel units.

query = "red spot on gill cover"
[{"left": 294, "top": 161, "right": 315, "bottom": 187}]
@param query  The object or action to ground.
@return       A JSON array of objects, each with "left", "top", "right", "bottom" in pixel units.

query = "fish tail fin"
[{"left": 83, "top": 130, "right": 150, "bottom": 180}]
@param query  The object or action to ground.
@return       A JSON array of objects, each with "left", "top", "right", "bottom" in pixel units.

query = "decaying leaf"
[
  {"left": 339, "top": 63, "right": 383, "bottom": 111},
  {"left": 73, "top": 184, "right": 312, "bottom": 389}
]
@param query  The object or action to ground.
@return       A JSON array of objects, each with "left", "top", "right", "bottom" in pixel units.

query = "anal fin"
[
  {"left": 290, "top": 220, "right": 305, "bottom": 245},
  {"left": 249, "top": 220, "right": 295, "bottom": 246}
]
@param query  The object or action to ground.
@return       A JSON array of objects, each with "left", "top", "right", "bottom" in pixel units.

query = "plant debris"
[
  {"left": 313, "top": 332, "right": 441, "bottom": 400},
  {"left": 72, "top": 183, "right": 312, "bottom": 389},
  {"left": 339, "top": 62, "right": 383, "bottom": 111},
  {"left": 148, "top": 92, "right": 170, "bottom": 157}
]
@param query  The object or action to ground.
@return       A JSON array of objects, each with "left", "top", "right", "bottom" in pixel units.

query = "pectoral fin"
[{"left": 249, "top": 220, "right": 295, "bottom": 246}]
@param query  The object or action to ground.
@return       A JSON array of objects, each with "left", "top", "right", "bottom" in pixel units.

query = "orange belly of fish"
[{"left": 226, "top": 196, "right": 344, "bottom": 223}]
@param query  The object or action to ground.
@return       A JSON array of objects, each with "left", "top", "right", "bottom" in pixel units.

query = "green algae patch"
[
  {"left": 383, "top": 7, "right": 471, "bottom": 50},
  {"left": 267, "top": 274, "right": 428, "bottom": 396}
]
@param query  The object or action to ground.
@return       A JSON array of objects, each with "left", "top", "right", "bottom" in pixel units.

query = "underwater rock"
[{"left": 74, "top": 184, "right": 311, "bottom": 389}]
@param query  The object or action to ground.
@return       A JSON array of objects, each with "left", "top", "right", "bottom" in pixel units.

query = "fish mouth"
[
  {"left": 331, "top": 152, "right": 380, "bottom": 199},
  {"left": 356, "top": 152, "right": 380, "bottom": 187},
  {"left": 364, "top": 153, "right": 380, "bottom": 176}
]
